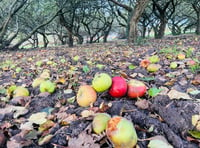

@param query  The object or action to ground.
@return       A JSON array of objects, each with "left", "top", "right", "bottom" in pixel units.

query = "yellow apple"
[
  {"left": 13, "top": 86, "right": 29, "bottom": 97},
  {"left": 76, "top": 85, "right": 97, "bottom": 107}
]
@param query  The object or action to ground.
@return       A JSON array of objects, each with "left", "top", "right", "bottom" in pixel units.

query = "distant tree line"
[{"left": 0, "top": 0, "right": 199, "bottom": 50}]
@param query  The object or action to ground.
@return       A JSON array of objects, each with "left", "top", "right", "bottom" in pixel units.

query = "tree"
[
  {"left": 151, "top": 0, "right": 179, "bottom": 39},
  {"left": 108, "top": 0, "right": 150, "bottom": 43},
  {"left": 187, "top": 0, "right": 200, "bottom": 34}
]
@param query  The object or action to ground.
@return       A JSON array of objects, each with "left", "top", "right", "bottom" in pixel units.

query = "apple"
[
  {"left": 92, "top": 113, "right": 111, "bottom": 134},
  {"left": 177, "top": 53, "right": 185, "bottom": 60},
  {"left": 32, "top": 78, "right": 45, "bottom": 88},
  {"left": 147, "top": 64, "right": 161, "bottom": 72},
  {"left": 73, "top": 55, "right": 79, "bottom": 61},
  {"left": 106, "top": 116, "right": 138, "bottom": 148},
  {"left": 187, "top": 60, "right": 196, "bottom": 66},
  {"left": 40, "top": 80, "right": 56, "bottom": 93},
  {"left": 127, "top": 79, "right": 147, "bottom": 99},
  {"left": 92, "top": 73, "right": 112, "bottom": 92},
  {"left": 109, "top": 76, "right": 127, "bottom": 98},
  {"left": 170, "top": 62, "right": 178, "bottom": 69},
  {"left": 149, "top": 55, "right": 160, "bottom": 63},
  {"left": 13, "top": 86, "right": 29, "bottom": 97},
  {"left": 140, "top": 59, "right": 150, "bottom": 68},
  {"left": 76, "top": 85, "right": 97, "bottom": 107}
]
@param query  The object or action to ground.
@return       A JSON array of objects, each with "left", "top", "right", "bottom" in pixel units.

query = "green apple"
[
  {"left": 149, "top": 55, "right": 160, "bottom": 63},
  {"left": 15, "top": 67, "right": 22, "bottom": 73},
  {"left": 170, "top": 62, "right": 178, "bottom": 69},
  {"left": 92, "top": 73, "right": 112, "bottom": 92},
  {"left": 36, "top": 61, "right": 43, "bottom": 67},
  {"left": 40, "top": 80, "right": 56, "bottom": 93},
  {"left": 73, "top": 55, "right": 79, "bottom": 61},
  {"left": 92, "top": 113, "right": 111, "bottom": 134},
  {"left": 13, "top": 86, "right": 29, "bottom": 97}
]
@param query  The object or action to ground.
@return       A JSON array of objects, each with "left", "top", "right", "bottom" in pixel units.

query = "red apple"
[
  {"left": 127, "top": 79, "right": 146, "bottom": 99},
  {"left": 109, "top": 76, "right": 127, "bottom": 98},
  {"left": 187, "top": 60, "right": 196, "bottom": 66}
]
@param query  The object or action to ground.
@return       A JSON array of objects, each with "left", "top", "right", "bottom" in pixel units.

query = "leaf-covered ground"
[{"left": 0, "top": 35, "right": 200, "bottom": 148}]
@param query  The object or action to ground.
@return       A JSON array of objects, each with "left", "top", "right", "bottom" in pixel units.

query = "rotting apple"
[
  {"left": 40, "top": 80, "right": 56, "bottom": 93},
  {"left": 92, "top": 113, "right": 111, "bottom": 134},
  {"left": 106, "top": 116, "right": 138, "bottom": 148},
  {"left": 127, "top": 79, "right": 147, "bottom": 99},
  {"left": 76, "top": 85, "right": 97, "bottom": 107},
  {"left": 140, "top": 59, "right": 150, "bottom": 68},
  {"left": 92, "top": 73, "right": 112, "bottom": 92},
  {"left": 109, "top": 76, "right": 127, "bottom": 98},
  {"left": 13, "top": 86, "right": 29, "bottom": 97}
]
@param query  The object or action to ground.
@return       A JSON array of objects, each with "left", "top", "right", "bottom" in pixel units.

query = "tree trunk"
[
  {"left": 76, "top": 34, "right": 83, "bottom": 44},
  {"left": 196, "top": 12, "right": 200, "bottom": 35},
  {"left": 128, "top": 0, "right": 150, "bottom": 43},
  {"left": 68, "top": 30, "right": 73, "bottom": 47},
  {"left": 155, "top": 17, "right": 167, "bottom": 39},
  {"left": 103, "top": 25, "right": 112, "bottom": 43}
]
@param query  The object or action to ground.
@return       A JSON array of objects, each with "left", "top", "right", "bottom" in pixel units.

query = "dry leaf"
[
  {"left": 68, "top": 131, "right": 100, "bottom": 148},
  {"left": 135, "top": 99, "right": 150, "bottom": 110},
  {"left": 28, "top": 112, "right": 47, "bottom": 124},
  {"left": 38, "top": 134, "right": 53, "bottom": 145},
  {"left": 147, "top": 135, "right": 173, "bottom": 148},
  {"left": 192, "top": 75, "right": 200, "bottom": 85},
  {"left": 192, "top": 115, "right": 200, "bottom": 131},
  {"left": 81, "top": 110, "right": 95, "bottom": 118},
  {"left": 167, "top": 89, "right": 192, "bottom": 100}
]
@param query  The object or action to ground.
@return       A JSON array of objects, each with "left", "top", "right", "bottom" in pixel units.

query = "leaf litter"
[{"left": 0, "top": 36, "right": 200, "bottom": 147}]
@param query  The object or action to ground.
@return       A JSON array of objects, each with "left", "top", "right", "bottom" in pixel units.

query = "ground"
[{"left": 0, "top": 35, "right": 199, "bottom": 148}]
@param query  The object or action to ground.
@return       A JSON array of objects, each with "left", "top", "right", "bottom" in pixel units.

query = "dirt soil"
[{"left": 0, "top": 35, "right": 200, "bottom": 148}]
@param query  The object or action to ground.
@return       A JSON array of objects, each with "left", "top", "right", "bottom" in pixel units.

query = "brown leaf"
[
  {"left": 167, "top": 89, "right": 192, "bottom": 100},
  {"left": 135, "top": 99, "right": 151, "bottom": 110},
  {"left": 192, "top": 75, "right": 200, "bottom": 85},
  {"left": 7, "top": 131, "right": 32, "bottom": 148},
  {"left": 68, "top": 131, "right": 100, "bottom": 148}
]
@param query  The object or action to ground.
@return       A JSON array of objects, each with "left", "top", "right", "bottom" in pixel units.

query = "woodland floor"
[{"left": 0, "top": 35, "right": 200, "bottom": 148}]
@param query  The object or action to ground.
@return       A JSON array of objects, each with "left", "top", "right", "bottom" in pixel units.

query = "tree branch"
[{"left": 108, "top": 0, "right": 133, "bottom": 12}]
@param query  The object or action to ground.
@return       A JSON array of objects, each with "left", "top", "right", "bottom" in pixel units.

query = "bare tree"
[{"left": 108, "top": 0, "right": 150, "bottom": 43}]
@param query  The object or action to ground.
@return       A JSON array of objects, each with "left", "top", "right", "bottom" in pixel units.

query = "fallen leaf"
[
  {"left": 192, "top": 115, "right": 200, "bottom": 131},
  {"left": 68, "top": 131, "right": 100, "bottom": 148},
  {"left": 147, "top": 135, "right": 173, "bottom": 148},
  {"left": 192, "top": 75, "right": 200, "bottom": 85},
  {"left": 38, "top": 134, "right": 53, "bottom": 145},
  {"left": 20, "top": 122, "right": 34, "bottom": 131},
  {"left": 188, "top": 130, "right": 200, "bottom": 139},
  {"left": 28, "top": 112, "right": 47, "bottom": 125},
  {"left": 39, "top": 120, "right": 55, "bottom": 132},
  {"left": 13, "top": 106, "right": 29, "bottom": 118},
  {"left": 135, "top": 99, "right": 150, "bottom": 109},
  {"left": 148, "top": 87, "right": 163, "bottom": 97},
  {"left": 167, "top": 89, "right": 192, "bottom": 100},
  {"left": 81, "top": 110, "right": 95, "bottom": 118},
  {"left": 7, "top": 131, "right": 32, "bottom": 148}
]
